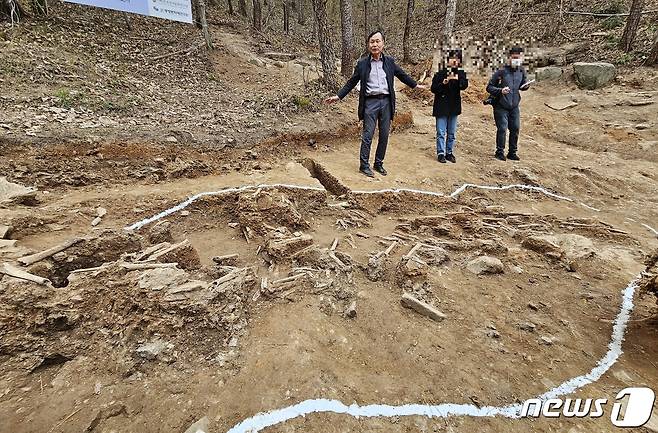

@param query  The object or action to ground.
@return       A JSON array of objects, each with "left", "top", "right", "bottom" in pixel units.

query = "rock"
[
  {"left": 512, "top": 168, "right": 540, "bottom": 186},
  {"left": 148, "top": 221, "right": 174, "bottom": 244},
  {"left": 266, "top": 234, "right": 313, "bottom": 259},
  {"left": 137, "top": 267, "right": 189, "bottom": 291},
  {"left": 540, "top": 336, "right": 555, "bottom": 345},
  {"left": 165, "top": 136, "right": 178, "bottom": 143},
  {"left": 511, "top": 265, "right": 524, "bottom": 274},
  {"left": 535, "top": 66, "right": 563, "bottom": 82},
  {"left": 545, "top": 95, "right": 578, "bottom": 111},
  {"left": 487, "top": 329, "right": 501, "bottom": 339},
  {"left": 366, "top": 254, "right": 387, "bottom": 281},
  {"left": 184, "top": 416, "right": 209, "bottom": 433},
  {"left": 518, "top": 322, "right": 537, "bottom": 332},
  {"left": 398, "top": 256, "right": 428, "bottom": 277},
  {"left": 136, "top": 340, "right": 173, "bottom": 360},
  {"left": 400, "top": 293, "right": 446, "bottom": 322},
  {"left": 573, "top": 62, "right": 616, "bottom": 90},
  {"left": 521, "top": 236, "right": 563, "bottom": 260},
  {"left": 344, "top": 301, "right": 357, "bottom": 318},
  {"left": 466, "top": 256, "right": 504, "bottom": 275},
  {"left": 635, "top": 123, "right": 651, "bottom": 130},
  {"left": 96, "top": 207, "right": 107, "bottom": 218},
  {"left": 248, "top": 57, "right": 266, "bottom": 67},
  {"left": 0, "top": 224, "right": 11, "bottom": 239},
  {"left": 0, "top": 177, "right": 37, "bottom": 206},
  {"left": 181, "top": 210, "right": 191, "bottom": 216},
  {"left": 91, "top": 216, "right": 102, "bottom": 226}
]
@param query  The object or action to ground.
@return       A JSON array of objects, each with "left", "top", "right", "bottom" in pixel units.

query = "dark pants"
[
  {"left": 361, "top": 96, "right": 392, "bottom": 169},
  {"left": 493, "top": 106, "right": 520, "bottom": 155}
]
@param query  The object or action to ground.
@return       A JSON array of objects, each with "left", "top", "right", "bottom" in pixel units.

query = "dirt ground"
[{"left": 2, "top": 20, "right": 658, "bottom": 433}]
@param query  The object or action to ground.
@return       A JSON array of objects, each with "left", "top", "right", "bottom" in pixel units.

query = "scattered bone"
[
  {"left": 1, "top": 263, "right": 51, "bottom": 285},
  {"left": 122, "top": 262, "right": 179, "bottom": 271},
  {"left": 400, "top": 293, "right": 446, "bottom": 322},
  {"left": 18, "top": 237, "right": 85, "bottom": 266},
  {"left": 146, "top": 239, "right": 189, "bottom": 262},
  {"left": 344, "top": 234, "right": 357, "bottom": 249},
  {"left": 135, "top": 242, "right": 171, "bottom": 261},
  {"left": 355, "top": 232, "right": 370, "bottom": 239},
  {"left": 266, "top": 234, "right": 313, "bottom": 258},
  {"left": 330, "top": 238, "right": 338, "bottom": 251},
  {"left": 213, "top": 254, "right": 239, "bottom": 266},
  {"left": 0, "top": 177, "right": 37, "bottom": 206},
  {"left": 272, "top": 273, "right": 306, "bottom": 285},
  {"left": 242, "top": 227, "right": 251, "bottom": 244}
]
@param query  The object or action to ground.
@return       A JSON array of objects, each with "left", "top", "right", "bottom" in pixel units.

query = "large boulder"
[
  {"left": 535, "top": 66, "right": 563, "bottom": 82},
  {"left": 573, "top": 62, "right": 616, "bottom": 89}
]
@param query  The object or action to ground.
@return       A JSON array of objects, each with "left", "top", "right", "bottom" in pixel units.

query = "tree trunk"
[
  {"left": 297, "top": 0, "right": 306, "bottom": 24},
  {"left": 620, "top": 0, "right": 644, "bottom": 52},
  {"left": 646, "top": 31, "right": 658, "bottom": 65},
  {"left": 238, "top": 0, "right": 247, "bottom": 16},
  {"left": 375, "top": 0, "right": 383, "bottom": 30},
  {"left": 283, "top": 0, "right": 290, "bottom": 33},
  {"left": 443, "top": 0, "right": 457, "bottom": 41},
  {"left": 311, "top": 0, "right": 339, "bottom": 91},
  {"left": 31, "top": 0, "right": 46, "bottom": 15},
  {"left": 252, "top": 0, "right": 262, "bottom": 31},
  {"left": 1, "top": 0, "right": 25, "bottom": 24},
  {"left": 197, "top": 0, "right": 213, "bottom": 49},
  {"left": 402, "top": 0, "right": 414, "bottom": 63},
  {"left": 363, "top": 0, "right": 369, "bottom": 46},
  {"left": 339, "top": 0, "right": 355, "bottom": 77},
  {"left": 227, "top": 0, "right": 234, "bottom": 15}
]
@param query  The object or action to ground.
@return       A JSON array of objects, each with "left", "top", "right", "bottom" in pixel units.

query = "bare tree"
[
  {"left": 238, "top": 0, "right": 247, "bottom": 16},
  {"left": 196, "top": 0, "right": 213, "bottom": 49},
  {"left": 252, "top": 0, "right": 262, "bottom": 30},
  {"left": 297, "top": 0, "right": 306, "bottom": 24},
  {"left": 402, "top": 0, "right": 414, "bottom": 63},
  {"left": 647, "top": 31, "right": 658, "bottom": 65},
  {"left": 311, "top": 0, "right": 339, "bottom": 90},
  {"left": 227, "top": 0, "right": 234, "bottom": 15},
  {"left": 1, "top": 0, "right": 25, "bottom": 24},
  {"left": 375, "top": 0, "right": 383, "bottom": 31},
  {"left": 340, "top": 0, "right": 355, "bottom": 77},
  {"left": 363, "top": 0, "right": 369, "bottom": 46},
  {"left": 31, "top": 0, "right": 46, "bottom": 15},
  {"left": 620, "top": 0, "right": 644, "bottom": 52},
  {"left": 283, "top": 0, "right": 290, "bottom": 33},
  {"left": 444, "top": 0, "right": 457, "bottom": 40}
]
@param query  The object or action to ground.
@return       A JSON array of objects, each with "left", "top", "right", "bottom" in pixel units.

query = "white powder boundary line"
[
  {"left": 224, "top": 276, "right": 640, "bottom": 433},
  {"left": 642, "top": 223, "right": 658, "bottom": 237},
  {"left": 125, "top": 182, "right": 575, "bottom": 231}
]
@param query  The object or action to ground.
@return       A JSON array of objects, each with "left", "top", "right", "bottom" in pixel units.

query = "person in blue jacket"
[
  {"left": 431, "top": 49, "right": 469, "bottom": 164},
  {"left": 486, "top": 46, "right": 532, "bottom": 161}
]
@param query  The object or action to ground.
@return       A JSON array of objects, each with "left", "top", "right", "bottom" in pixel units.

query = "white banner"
[{"left": 64, "top": 0, "right": 193, "bottom": 24}]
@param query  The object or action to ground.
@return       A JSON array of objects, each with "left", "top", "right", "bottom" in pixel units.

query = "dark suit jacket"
[{"left": 337, "top": 53, "right": 417, "bottom": 120}]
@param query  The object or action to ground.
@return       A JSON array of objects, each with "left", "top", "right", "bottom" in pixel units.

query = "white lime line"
[
  {"left": 126, "top": 182, "right": 575, "bottom": 231},
  {"left": 642, "top": 223, "right": 658, "bottom": 237},
  {"left": 225, "top": 276, "right": 640, "bottom": 433}
]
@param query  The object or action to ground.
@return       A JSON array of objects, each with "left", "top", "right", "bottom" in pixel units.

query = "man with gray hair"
[{"left": 326, "top": 30, "right": 425, "bottom": 177}]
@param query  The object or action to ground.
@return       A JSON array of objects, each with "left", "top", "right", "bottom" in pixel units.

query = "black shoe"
[
  {"left": 438, "top": 154, "right": 447, "bottom": 163},
  {"left": 507, "top": 153, "right": 520, "bottom": 161},
  {"left": 360, "top": 167, "right": 375, "bottom": 177},
  {"left": 373, "top": 165, "right": 387, "bottom": 176},
  {"left": 446, "top": 154, "right": 456, "bottom": 163},
  {"left": 495, "top": 153, "right": 506, "bottom": 161}
]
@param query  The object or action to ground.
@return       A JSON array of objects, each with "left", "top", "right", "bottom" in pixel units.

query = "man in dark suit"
[{"left": 325, "top": 30, "right": 425, "bottom": 177}]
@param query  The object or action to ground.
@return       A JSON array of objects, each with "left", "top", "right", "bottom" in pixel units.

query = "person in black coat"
[
  {"left": 431, "top": 49, "right": 468, "bottom": 164},
  {"left": 325, "top": 30, "right": 426, "bottom": 177}
]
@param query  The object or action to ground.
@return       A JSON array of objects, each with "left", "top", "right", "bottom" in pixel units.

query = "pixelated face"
[
  {"left": 448, "top": 56, "right": 461, "bottom": 68},
  {"left": 368, "top": 33, "right": 384, "bottom": 56}
]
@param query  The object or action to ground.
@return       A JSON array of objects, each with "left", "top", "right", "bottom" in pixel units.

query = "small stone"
[
  {"left": 91, "top": 216, "right": 102, "bottom": 226},
  {"left": 96, "top": 207, "right": 107, "bottom": 218},
  {"left": 184, "top": 416, "right": 209, "bottom": 433},
  {"left": 136, "top": 340, "right": 173, "bottom": 360},
  {"left": 540, "top": 336, "right": 555, "bottom": 345},
  {"left": 466, "top": 256, "right": 504, "bottom": 275},
  {"left": 528, "top": 302, "right": 539, "bottom": 311},
  {"left": 181, "top": 210, "right": 191, "bottom": 217},
  {"left": 635, "top": 123, "right": 651, "bottom": 130},
  {"left": 511, "top": 265, "right": 524, "bottom": 274},
  {"left": 165, "top": 136, "right": 178, "bottom": 143},
  {"left": 344, "top": 301, "right": 357, "bottom": 318},
  {"left": 487, "top": 329, "right": 501, "bottom": 339},
  {"left": 518, "top": 322, "right": 537, "bottom": 332}
]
